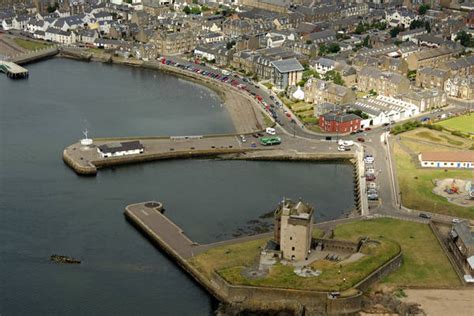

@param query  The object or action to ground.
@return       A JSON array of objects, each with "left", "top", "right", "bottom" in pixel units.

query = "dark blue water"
[{"left": 0, "top": 58, "right": 355, "bottom": 315}]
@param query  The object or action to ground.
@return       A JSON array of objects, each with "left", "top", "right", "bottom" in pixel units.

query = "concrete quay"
[
  {"left": 63, "top": 134, "right": 265, "bottom": 175},
  {"left": 125, "top": 201, "right": 402, "bottom": 314},
  {"left": 0, "top": 60, "right": 28, "bottom": 79}
]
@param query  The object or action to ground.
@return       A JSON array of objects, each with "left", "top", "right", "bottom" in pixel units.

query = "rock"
[{"left": 50, "top": 254, "right": 81, "bottom": 264}]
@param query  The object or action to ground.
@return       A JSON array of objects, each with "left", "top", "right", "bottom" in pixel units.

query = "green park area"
[
  {"left": 13, "top": 38, "right": 52, "bottom": 51},
  {"left": 334, "top": 218, "right": 460, "bottom": 287},
  {"left": 189, "top": 235, "right": 399, "bottom": 292},
  {"left": 392, "top": 128, "right": 474, "bottom": 219},
  {"left": 436, "top": 114, "right": 474, "bottom": 134},
  {"left": 189, "top": 217, "right": 459, "bottom": 292},
  {"left": 280, "top": 97, "right": 321, "bottom": 132}
]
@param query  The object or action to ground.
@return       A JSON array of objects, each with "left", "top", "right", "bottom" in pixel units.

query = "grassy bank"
[
  {"left": 13, "top": 38, "right": 52, "bottom": 51},
  {"left": 189, "top": 233, "right": 400, "bottom": 291},
  {"left": 392, "top": 129, "right": 474, "bottom": 219},
  {"left": 334, "top": 218, "right": 460, "bottom": 287},
  {"left": 436, "top": 114, "right": 474, "bottom": 134}
]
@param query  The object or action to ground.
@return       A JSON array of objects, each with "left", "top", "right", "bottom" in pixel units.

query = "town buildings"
[
  {"left": 357, "top": 67, "right": 410, "bottom": 97},
  {"left": 304, "top": 78, "right": 356, "bottom": 106}
]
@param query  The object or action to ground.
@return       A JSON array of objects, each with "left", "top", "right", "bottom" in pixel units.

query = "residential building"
[
  {"left": 401, "top": 88, "right": 447, "bottom": 112},
  {"left": 445, "top": 76, "right": 474, "bottom": 100},
  {"left": 304, "top": 78, "right": 356, "bottom": 105},
  {"left": 386, "top": 9, "right": 418, "bottom": 28},
  {"left": 152, "top": 30, "right": 196, "bottom": 55},
  {"left": 319, "top": 111, "right": 361, "bottom": 134},
  {"left": 406, "top": 47, "right": 458, "bottom": 71},
  {"left": 419, "top": 152, "right": 474, "bottom": 168},
  {"left": 270, "top": 58, "right": 304, "bottom": 90},
  {"left": 357, "top": 67, "right": 410, "bottom": 97},
  {"left": 416, "top": 67, "right": 450, "bottom": 90},
  {"left": 441, "top": 55, "right": 474, "bottom": 77},
  {"left": 312, "top": 57, "right": 336, "bottom": 75}
]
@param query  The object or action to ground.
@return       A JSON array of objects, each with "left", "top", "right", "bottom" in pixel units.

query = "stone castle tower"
[{"left": 274, "top": 198, "right": 314, "bottom": 261}]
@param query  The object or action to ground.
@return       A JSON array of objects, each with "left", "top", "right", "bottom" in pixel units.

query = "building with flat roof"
[
  {"left": 418, "top": 152, "right": 474, "bottom": 169},
  {"left": 97, "top": 141, "right": 144, "bottom": 158}
]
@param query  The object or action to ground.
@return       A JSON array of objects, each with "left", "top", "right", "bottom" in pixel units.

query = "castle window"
[
  {"left": 292, "top": 247, "right": 295, "bottom": 251},
  {"left": 290, "top": 237, "right": 293, "bottom": 240}
]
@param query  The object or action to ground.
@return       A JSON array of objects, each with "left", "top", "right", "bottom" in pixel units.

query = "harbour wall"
[
  {"left": 124, "top": 202, "right": 402, "bottom": 315},
  {"left": 11, "top": 47, "right": 59, "bottom": 65}
]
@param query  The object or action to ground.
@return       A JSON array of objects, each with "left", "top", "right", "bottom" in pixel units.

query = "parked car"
[
  {"left": 240, "top": 135, "right": 247, "bottom": 143},
  {"left": 366, "top": 174, "right": 376, "bottom": 181},
  {"left": 364, "top": 127, "right": 371, "bottom": 131},
  {"left": 368, "top": 194, "right": 379, "bottom": 200},
  {"left": 367, "top": 188, "right": 377, "bottom": 195},
  {"left": 338, "top": 146, "right": 350, "bottom": 152},
  {"left": 419, "top": 213, "right": 431, "bottom": 219},
  {"left": 452, "top": 218, "right": 462, "bottom": 224},
  {"left": 367, "top": 182, "right": 377, "bottom": 189},
  {"left": 357, "top": 137, "right": 365, "bottom": 142},
  {"left": 366, "top": 168, "right": 375, "bottom": 174},
  {"left": 364, "top": 156, "right": 374, "bottom": 164}
]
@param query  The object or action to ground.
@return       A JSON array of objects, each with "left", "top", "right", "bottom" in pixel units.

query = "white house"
[
  {"left": 12, "top": 16, "right": 29, "bottom": 30},
  {"left": 45, "top": 27, "right": 76, "bottom": 44},
  {"left": 194, "top": 45, "right": 217, "bottom": 61},
  {"left": 352, "top": 95, "right": 419, "bottom": 128},
  {"left": 386, "top": 10, "right": 417, "bottom": 28},
  {"left": 97, "top": 141, "right": 144, "bottom": 158},
  {"left": 419, "top": 152, "right": 473, "bottom": 169},
  {"left": 266, "top": 32, "right": 286, "bottom": 48},
  {"left": 2, "top": 18, "right": 12, "bottom": 30},
  {"left": 312, "top": 57, "right": 336, "bottom": 75}
]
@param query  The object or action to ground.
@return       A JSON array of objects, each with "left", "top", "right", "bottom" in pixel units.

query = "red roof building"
[{"left": 319, "top": 111, "right": 361, "bottom": 133}]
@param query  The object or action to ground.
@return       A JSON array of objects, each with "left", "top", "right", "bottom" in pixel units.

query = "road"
[{"left": 148, "top": 56, "right": 471, "bottom": 224}]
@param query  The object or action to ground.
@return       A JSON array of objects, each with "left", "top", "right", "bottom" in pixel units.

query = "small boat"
[{"left": 50, "top": 254, "right": 81, "bottom": 264}]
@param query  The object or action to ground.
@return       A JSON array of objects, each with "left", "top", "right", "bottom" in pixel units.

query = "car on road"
[
  {"left": 364, "top": 127, "right": 372, "bottom": 131},
  {"left": 265, "top": 127, "right": 276, "bottom": 135},
  {"left": 452, "top": 218, "right": 462, "bottom": 224},
  {"left": 240, "top": 135, "right": 247, "bottom": 143},
  {"left": 382, "top": 123, "right": 390, "bottom": 127},
  {"left": 252, "top": 134, "right": 259, "bottom": 138},
  {"left": 419, "top": 213, "right": 431, "bottom": 219},
  {"left": 338, "top": 146, "right": 350, "bottom": 151},
  {"left": 357, "top": 137, "right": 365, "bottom": 142},
  {"left": 250, "top": 142, "right": 257, "bottom": 148}
]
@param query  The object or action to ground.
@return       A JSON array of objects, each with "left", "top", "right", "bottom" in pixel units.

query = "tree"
[
  {"left": 226, "top": 40, "right": 236, "bottom": 50},
  {"left": 424, "top": 21, "right": 431, "bottom": 33},
  {"left": 183, "top": 5, "right": 191, "bottom": 14},
  {"left": 355, "top": 22, "right": 365, "bottom": 35},
  {"left": 418, "top": 4, "right": 430, "bottom": 15},
  {"left": 455, "top": 31, "right": 473, "bottom": 48},
  {"left": 327, "top": 43, "right": 340, "bottom": 54},
  {"left": 409, "top": 19, "right": 424, "bottom": 30},
  {"left": 363, "top": 35, "right": 371, "bottom": 48},
  {"left": 390, "top": 26, "right": 403, "bottom": 38}
]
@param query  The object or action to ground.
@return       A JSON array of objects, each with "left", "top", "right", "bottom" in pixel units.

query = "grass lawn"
[
  {"left": 393, "top": 130, "right": 474, "bottom": 219},
  {"left": 189, "top": 232, "right": 400, "bottom": 292},
  {"left": 13, "top": 38, "right": 52, "bottom": 51},
  {"left": 436, "top": 115, "right": 474, "bottom": 134},
  {"left": 334, "top": 218, "right": 460, "bottom": 287}
]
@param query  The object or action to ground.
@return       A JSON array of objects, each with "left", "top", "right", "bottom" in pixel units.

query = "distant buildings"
[{"left": 406, "top": 47, "right": 458, "bottom": 71}]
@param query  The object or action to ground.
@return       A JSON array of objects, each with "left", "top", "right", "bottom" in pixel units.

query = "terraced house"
[
  {"left": 416, "top": 67, "right": 450, "bottom": 90},
  {"left": 406, "top": 47, "right": 458, "bottom": 71},
  {"left": 304, "top": 78, "right": 356, "bottom": 105},
  {"left": 357, "top": 67, "right": 410, "bottom": 97}
]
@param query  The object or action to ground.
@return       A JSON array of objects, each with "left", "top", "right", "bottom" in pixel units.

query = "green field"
[
  {"left": 189, "top": 235, "right": 399, "bottom": 291},
  {"left": 334, "top": 218, "right": 460, "bottom": 287},
  {"left": 393, "top": 129, "right": 474, "bottom": 219},
  {"left": 436, "top": 115, "right": 474, "bottom": 134},
  {"left": 13, "top": 38, "right": 52, "bottom": 51}
]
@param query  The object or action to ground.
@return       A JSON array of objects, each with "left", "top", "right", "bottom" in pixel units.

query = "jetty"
[{"left": 0, "top": 60, "right": 28, "bottom": 79}]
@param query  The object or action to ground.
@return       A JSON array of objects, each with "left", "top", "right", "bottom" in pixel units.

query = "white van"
[{"left": 266, "top": 127, "right": 276, "bottom": 135}]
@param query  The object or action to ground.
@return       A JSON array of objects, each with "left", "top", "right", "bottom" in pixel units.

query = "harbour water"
[{"left": 0, "top": 58, "right": 355, "bottom": 315}]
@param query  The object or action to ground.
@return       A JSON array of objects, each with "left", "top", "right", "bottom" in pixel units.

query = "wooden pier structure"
[{"left": 0, "top": 61, "right": 28, "bottom": 79}]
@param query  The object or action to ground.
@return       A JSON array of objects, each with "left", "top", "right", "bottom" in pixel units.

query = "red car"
[
  {"left": 357, "top": 137, "right": 365, "bottom": 142},
  {"left": 364, "top": 127, "right": 372, "bottom": 131}
]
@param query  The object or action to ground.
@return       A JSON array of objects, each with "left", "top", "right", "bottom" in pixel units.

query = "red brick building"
[{"left": 319, "top": 112, "right": 361, "bottom": 133}]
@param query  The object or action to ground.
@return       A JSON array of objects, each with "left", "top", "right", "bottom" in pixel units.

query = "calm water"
[{"left": 0, "top": 58, "right": 355, "bottom": 315}]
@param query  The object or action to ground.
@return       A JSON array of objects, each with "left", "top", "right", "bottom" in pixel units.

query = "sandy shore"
[{"left": 401, "top": 289, "right": 474, "bottom": 316}]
